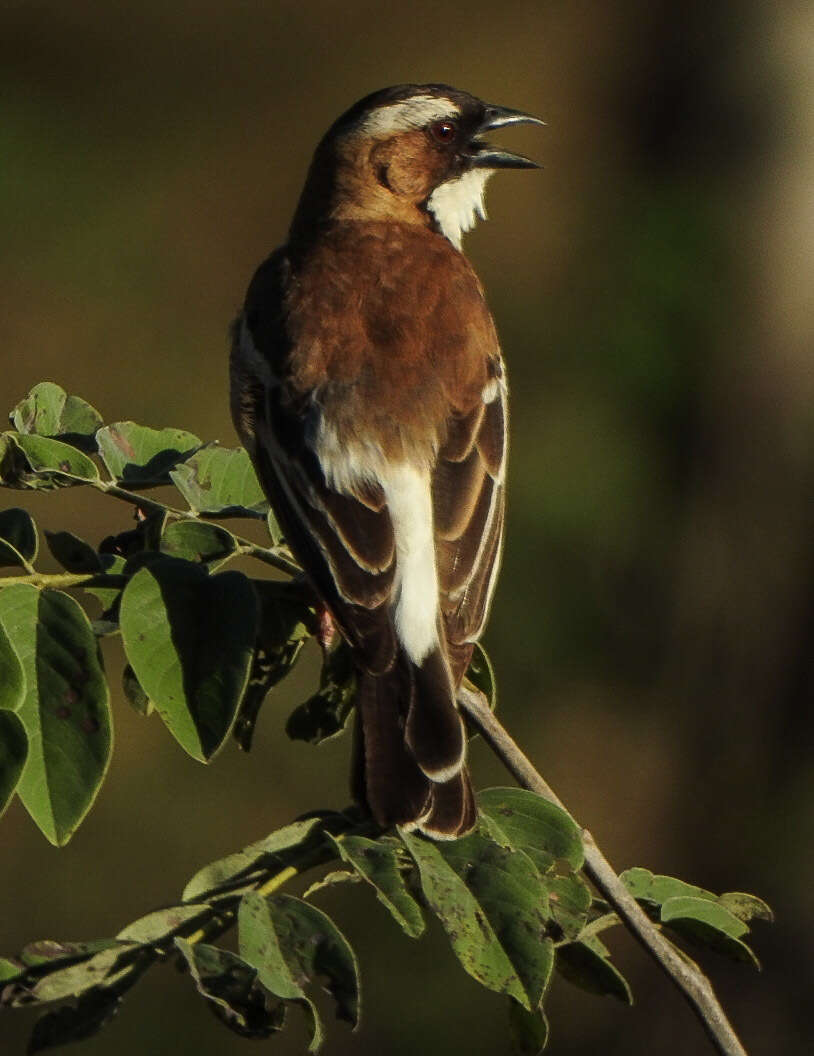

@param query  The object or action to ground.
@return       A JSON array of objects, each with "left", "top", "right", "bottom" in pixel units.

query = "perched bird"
[{"left": 230, "top": 84, "right": 543, "bottom": 837}]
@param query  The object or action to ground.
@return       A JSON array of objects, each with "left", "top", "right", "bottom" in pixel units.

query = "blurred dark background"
[{"left": 2, "top": 1, "right": 812, "bottom": 1053}]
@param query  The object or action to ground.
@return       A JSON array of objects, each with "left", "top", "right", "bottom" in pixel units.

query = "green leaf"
[
  {"left": 401, "top": 829, "right": 554, "bottom": 1010},
  {"left": 182, "top": 816, "right": 329, "bottom": 901},
  {"left": 44, "top": 530, "right": 102, "bottom": 573},
  {"left": 0, "top": 710, "right": 28, "bottom": 817},
  {"left": 556, "top": 936, "right": 633, "bottom": 1004},
  {"left": 718, "top": 891, "right": 773, "bottom": 924},
  {"left": 235, "top": 580, "right": 314, "bottom": 751},
  {"left": 509, "top": 999, "right": 550, "bottom": 1054},
  {"left": 175, "top": 939, "right": 285, "bottom": 1039},
  {"left": 170, "top": 444, "right": 267, "bottom": 515},
  {"left": 0, "top": 941, "right": 123, "bottom": 1006},
  {"left": 19, "top": 939, "right": 119, "bottom": 969},
  {"left": 660, "top": 896, "right": 760, "bottom": 967},
  {"left": 620, "top": 867, "right": 716, "bottom": 907},
  {"left": 31, "top": 943, "right": 140, "bottom": 1002},
  {"left": 91, "top": 513, "right": 166, "bottom": 612},
  {"left": 82, "top": 554, "right": 126, "bottom": 611},
  {"left": 117, "top": 904, "right": 210, "bottom": 944},
  {"left": 119, "top": 559, "right": 256, "bottom": 762},
  {"left": 96, "top": 422, "right": 200, "bottom": 482},
  {"left": 9, "top": 382, "right": 102, "bottom": 442},
  {"left": 0, "top": 432, "right": 28, "bottom": 486},
  {"left": 269, "top": 894, "right": 359, "bottom": 1026},
  {"left": 478, "top": 787, "right": 584, "bottom": 872},
  {"left": 0, "top": 956, "right": 24, "bottom": 982},
  {"left": 578, "top": 911, "right": 620, "bottom": 943},
  {"left": 0, "top": 507, "right": 38, "bottom": 568},
  {"left": 1, "top": 433, "right": 99, "bottom": 486},
  {"left": 160, "top": 521, "right": 237, "bottom": 565},
  {"left": 331, "top": 834, "right": 425, "bottom": 938},
  {"left": 10, "top": 382, "right": 68, "bottom": 436},
  {"left": 238, "top": 892, "right": 324, "bottom": 1051},
  {"left": 27, "top": 986, "right": 126, "bottom": 1053},
  {"left": 441, "top": 830, "right": 554, "bottom": 1007},
  {"left": 59, "top": 396, "right": 104, "bottom": 440},
  {"left": 0, "top": 618, "right": 25, "bottom": 711},
  {"left": 0, "top": 618, "right": 27, "bottom": 812},
  {"left": 661, "top": 895, "right": 747, "bottom": 938},
  {"left": 254, "top": 581, "right": 314, "bottom": 652},
  {"left": 286, "top": 642, "right": 355, "bottom": 745},
  {"left": 122, "top": 663, "right": 152, "bottom": 716},
  {"left": 0, "top": 585, "right": 112, "bottom": 845},
  {"left": 302, "top": 870, "right": 359, "bottom": 899},
  {"left": 620, "top": 869, "right": 771, "bottom": 945},
  {"left": 466, "top": 642, "right": 497, "bottom": 712},
  {"left": 548, "top": 873, "right": 592, "bottom": 940},
  {"left": 267, "top": 508, "right": 283, "bottom": 545}
]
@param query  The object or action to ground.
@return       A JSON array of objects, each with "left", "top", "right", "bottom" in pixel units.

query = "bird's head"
[{"left": 289, "top": 84, "right": 544, "bottom": 250}]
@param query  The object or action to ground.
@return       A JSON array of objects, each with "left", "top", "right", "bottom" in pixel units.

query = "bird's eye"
[{"left": 430, "top": 120, "right": 458, "bottom": 144}]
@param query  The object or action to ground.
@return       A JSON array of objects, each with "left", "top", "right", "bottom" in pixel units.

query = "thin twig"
[
  {"left": 0, "top": 572, "right": 128, "bottom": 590},
  {"left": 95, "top": 480, "right": 301, "bottom": 578},
  {"left": 457, "top": 684, "right": 748, "bottom": 1056}
]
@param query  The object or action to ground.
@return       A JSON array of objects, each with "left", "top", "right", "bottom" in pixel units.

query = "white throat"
[{"left": 427, "top": 169, "right": 493, "bottom": 250}]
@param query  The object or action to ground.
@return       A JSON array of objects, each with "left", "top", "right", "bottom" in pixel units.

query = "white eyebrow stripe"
[{"left": 357, "top": 95, "right": 461, "bottom": 138}]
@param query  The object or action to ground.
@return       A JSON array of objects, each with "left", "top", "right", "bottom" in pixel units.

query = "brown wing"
[
  {"left": 434, "top": 376, "right": 507, "bottom": 685},
  {"left": 230, "top": 251, "right": 399, "bottom": 674}
]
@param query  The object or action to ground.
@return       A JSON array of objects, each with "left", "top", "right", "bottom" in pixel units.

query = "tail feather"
[
  {"left": 355, "top": 668, "right": 431, "bottom": 829},
  {"left": 354, "top": 650, "right": 475, "bottom": 838},
  {"left": 406, "top": 647, "right": 466, "bottom": 780},
  {"left": 420, "top": 770, "right": 477, "bottom": 839}
]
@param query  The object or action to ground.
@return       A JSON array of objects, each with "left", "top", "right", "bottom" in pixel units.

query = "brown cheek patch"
[{"left": 370, "top": 133, "right": 445, "bottom": 201}]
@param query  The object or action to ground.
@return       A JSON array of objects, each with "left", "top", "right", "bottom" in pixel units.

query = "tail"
[{"left": 352, "top": 646, "right": 476, "bottom": 839}]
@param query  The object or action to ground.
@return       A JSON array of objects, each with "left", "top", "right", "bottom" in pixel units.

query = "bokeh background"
[{"left": 2, "top": 1, "right": 812, "bottom": 1053}]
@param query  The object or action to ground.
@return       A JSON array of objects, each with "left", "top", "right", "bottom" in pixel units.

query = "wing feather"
[
  {"left": 233, "top": 279, "right": 400, "bottom": 673},
  {"left": 476, "top": 394, "right": 506, "bottom": 478},
  {"left": 432, "top": 445, "right": 486, "bottom": 540},
  {"left": 433, "top": 380, "right": 507, "bottom": 667},
  {"left": 442, "top": 402, "right": 486, "bottom": 462}
]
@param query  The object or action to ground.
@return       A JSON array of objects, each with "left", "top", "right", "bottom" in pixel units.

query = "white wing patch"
[
  {"left": 313, "top": 414, "right": 388, "bottom": 493},
  {"left": 380, "top": 464, "right": 440, "bottom": 664},
  {"left": 358, "top": 95, "right": 461, "bottom": 139},
  {"left": 427, "top": 169, "right": 493, "bottom": 250},
  {"left": 313, "top": 421, "right": 440, "bottom": 663}
]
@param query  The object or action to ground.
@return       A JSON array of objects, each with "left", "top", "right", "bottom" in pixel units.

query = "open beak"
[{"left": 470, "top": 104, "right": 545, "bottom": 170}]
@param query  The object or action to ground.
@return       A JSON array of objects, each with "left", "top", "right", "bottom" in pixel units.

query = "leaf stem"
[
  {"left": 179, "top": 822, "right": 374, "bottom": 950},
  {"left": 234, "top": 544, "right": 301, "bottom": 578},
  {"left": 456, "top": 684, "right": 749, "bottom": 1056},
  {"left": 257, "top": 865, "right": 299, "bottom": 898},
  {"left": 94, "top": 481, "right": 301, "bottom": 576},
  {"left": 0, "top": 572, "right": 128, "bottom": 590},
  {"left": 95, "top": 480, "right": 193, "bottom": 519}
]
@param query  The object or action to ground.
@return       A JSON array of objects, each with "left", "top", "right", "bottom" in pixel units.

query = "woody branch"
[{"left": 456, "top": 684, "right": 748, "bottom": 1056}]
